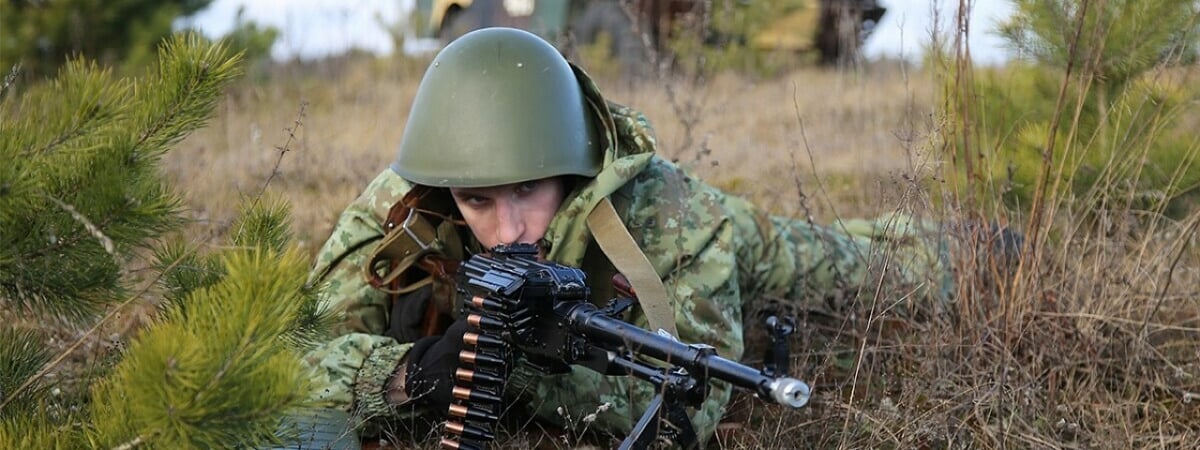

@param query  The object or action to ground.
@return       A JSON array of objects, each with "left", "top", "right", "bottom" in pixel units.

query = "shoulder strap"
[{"left": 586, "top": 197, "right": 678, "bottom": 337}]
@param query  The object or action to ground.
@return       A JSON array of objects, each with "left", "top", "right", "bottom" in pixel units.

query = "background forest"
[{"left": 3, "top": 0, "right": 1200, "bottom": 448}]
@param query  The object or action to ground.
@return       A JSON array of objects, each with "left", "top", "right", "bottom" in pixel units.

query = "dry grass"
[
  {"left": 166, "top": 56, "right": 429, "bottom": 253},
  {"left": 160, "top": 44, "right": 1200, "bottom": 449},
  {"left": 166, "top": 55, "right": 938, "bottom": 253}
]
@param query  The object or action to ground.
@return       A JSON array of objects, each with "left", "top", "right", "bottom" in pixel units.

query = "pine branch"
[
  {"left": 0, "top": 33, "right": 242, "bottom": 321},
  {"left": 161, "top": 196, "right": 333, "bottom": 350},
  {"left": 232, "top": 195, "right": 294, "bottom": 252},
  {"left": 1, "top": 414, "right": 79, "bottom": 449},
  {"left": 153, "top": 238, "right": 224, "bottom": 307},
  {"left": 0, "top": 248, "right": 193, "bottom": 414},
  {"left": 89, "top": 248, "right": 317, "bottom": 449},
  {"left": 14, "top": 60, "right": 127, "bottom": 159},
  {"left": 131, "top": 33, "right": 243, "bottom": 157},
  {"left": 0, "top": 327, "right": 52, "bottom": 416}
]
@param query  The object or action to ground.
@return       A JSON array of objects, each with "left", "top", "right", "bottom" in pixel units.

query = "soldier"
[{"left": 293, "top": 27, "right": 959, "bottom": 448}]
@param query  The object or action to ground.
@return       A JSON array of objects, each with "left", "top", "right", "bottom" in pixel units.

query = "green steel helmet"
[{"left": 391, "top": 27, "right": 602, "bottom": 188}]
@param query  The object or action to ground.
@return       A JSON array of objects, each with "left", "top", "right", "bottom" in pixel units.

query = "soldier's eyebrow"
[{"left": 450, "top": 187, "right": 491, "bottom": 199}]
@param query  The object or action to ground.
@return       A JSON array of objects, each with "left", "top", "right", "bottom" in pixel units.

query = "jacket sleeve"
[
  {"left": 719, "top": 192, "right": 953, "bottom": 317},
  {"left": 302, "top": 170, "right": 424, "bottom": 421}
]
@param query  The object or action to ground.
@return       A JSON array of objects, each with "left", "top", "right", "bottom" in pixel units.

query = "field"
[
  {"left": 167, "top": 55, "right": 939, "bottom": 253},
  {"left": 159, "top": 48, "right": 1200, "bottom": 449}
]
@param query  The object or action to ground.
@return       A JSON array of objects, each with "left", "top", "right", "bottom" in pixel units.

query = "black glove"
[
  {"left": 404, "top": 317, "right": 470, "bottom": 413},
  {"left": 386, "top": 284, "right": 434, "bottom": 344}
]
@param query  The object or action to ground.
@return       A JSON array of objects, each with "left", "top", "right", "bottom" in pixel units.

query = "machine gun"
[{"left": 438, "top": 244, "right": 811, "bottom": 450}]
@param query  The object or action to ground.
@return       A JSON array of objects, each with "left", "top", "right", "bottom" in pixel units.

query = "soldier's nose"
[{"left": 494, "top": 201, "right": 525, "bottom": 245}]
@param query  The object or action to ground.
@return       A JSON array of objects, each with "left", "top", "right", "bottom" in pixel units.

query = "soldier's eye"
[
  {"left": 462, "top": 195, "right": 489, "bottom": 207},
  {"left": 515, "top": 180, "right": 539, "bottom": 194},
  {"left": 451, "top": 190, "right": 490, "bottom": 208}
]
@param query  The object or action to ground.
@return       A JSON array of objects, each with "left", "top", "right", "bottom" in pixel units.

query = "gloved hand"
[
  {"left": 403, "top": 317, "right": 470, "bottom": 413},
  {"left": 386, "top": 284, "right": 433, "bottom": 344},
  {"left": 386, "top": 278, "right": 458, "bottom": 344}
]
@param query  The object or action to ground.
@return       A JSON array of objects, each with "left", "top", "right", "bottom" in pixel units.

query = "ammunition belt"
[{"left": 439, "top": 292, "right": 514, "bottom": 450}]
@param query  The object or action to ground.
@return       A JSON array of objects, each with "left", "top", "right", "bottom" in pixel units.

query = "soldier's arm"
[
  {"left": 721, "top": 192, "right": 952, "bottom": 315},
  {"left": 302, "top": 170, "right": 427, "bottom": 421}
]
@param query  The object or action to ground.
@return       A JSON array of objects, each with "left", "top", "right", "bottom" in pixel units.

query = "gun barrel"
[{"left": 564, "top": 302, "right": 810, "bottom": 408}]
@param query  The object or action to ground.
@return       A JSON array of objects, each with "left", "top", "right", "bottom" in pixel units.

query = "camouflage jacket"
[{"left": 301, "top": 86, "right": 952, "bottom": 444}]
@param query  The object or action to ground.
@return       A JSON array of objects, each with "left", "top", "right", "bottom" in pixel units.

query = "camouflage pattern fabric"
[{"left": 300, "top": 73, "right": 953, "bottom": 445}]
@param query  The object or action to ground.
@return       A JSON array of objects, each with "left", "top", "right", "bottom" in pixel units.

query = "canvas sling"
[{"left": 586, "top": 197, "right": 678, "bottom": 337}]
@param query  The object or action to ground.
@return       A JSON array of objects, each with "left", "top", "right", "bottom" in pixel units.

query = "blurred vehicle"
[{"left": 412, "top": 0, "right": 887, "bottom": 72}]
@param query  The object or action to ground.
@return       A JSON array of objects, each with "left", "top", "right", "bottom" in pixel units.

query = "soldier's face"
[{"left": 450, "top": 177, "right": 566, "bottom": 252}]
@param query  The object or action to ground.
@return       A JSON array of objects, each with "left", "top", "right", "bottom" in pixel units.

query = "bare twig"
[
  {"left": 1020, "top": 0, "right": 1093, "bottom": 282},
  {"left": 0, "top": 62, "right": 20, "bottom": 99},
  {"left": 255, "top": 101, "right": 308, "bottom": 202},
  {"left": 43, "top": 195, "right": 118, "bottom": 258},
  {"left": 111, "top": 433, "right": 151, "bottom": 450},
  {"left": 1140, "top": 215, "right": 1200, "bottom": 338}
]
